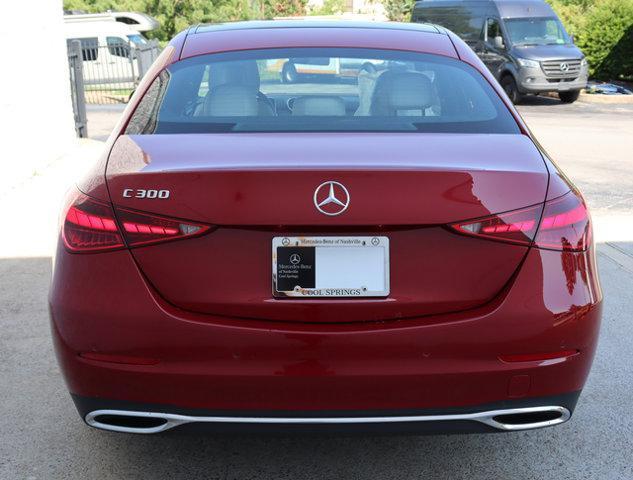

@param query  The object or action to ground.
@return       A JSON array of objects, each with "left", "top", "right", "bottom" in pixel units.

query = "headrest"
[
  {"left": 370, "top": 71, "right": 434, "bottom": 115},
  {"left": 203, "top": 85, "right": 258, "bottom": 116},
  {"left": 292, "top": 96, "right": 346, "bottom": 116},
  {"left": 209, "top": 61, "right": 260, "bottom": 90}
]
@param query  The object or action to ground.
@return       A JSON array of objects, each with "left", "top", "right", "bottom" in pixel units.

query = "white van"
[
  {"left": 64, "top": 18, "right": 147, "bottom": 86},
  {"left": 108, "top": 11, "right": 160, "bottom": 32}
]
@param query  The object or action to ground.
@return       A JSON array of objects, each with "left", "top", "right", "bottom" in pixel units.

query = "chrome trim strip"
[{"left": 85, "top": 406, "right": 571, "bottom": 434}]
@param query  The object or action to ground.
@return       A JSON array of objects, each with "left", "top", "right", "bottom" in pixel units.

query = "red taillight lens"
[
  {"left": 449, "top": 190, "right": 591, "bottom": 252},
  {"left": 534, "top": 191, "right": 590, "bottom": 252},
  {"left": 450, "top": 204, "right": 542, "bottom": 246},
  {"left": 62, "top": 191, "right": 211, "bottom": 253},
  {"left": 63, "top": 194, "right": 124, "bottom": 252},
  {"left": 114, "top": 206, "right": 210, "bottom": 248}
]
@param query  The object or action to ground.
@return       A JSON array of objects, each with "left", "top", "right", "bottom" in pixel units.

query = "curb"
[
  {"left": 579, "top": 93, "right": 633, "bottom": 104},
  {"left": 542, "top": 91, "right": 633, "bottom": 105}
]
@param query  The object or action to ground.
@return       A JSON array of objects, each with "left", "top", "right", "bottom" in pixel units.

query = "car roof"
[
  {"left": 179, "top": 20, "right": 458, "bottom": 60},
  {"left": 194, "top": 20, "right": 441, "bottom": 34}
]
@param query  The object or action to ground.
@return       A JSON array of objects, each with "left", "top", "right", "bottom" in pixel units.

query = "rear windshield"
[{"left": 126, "top": 48, "right": 520, "bottom": 135}]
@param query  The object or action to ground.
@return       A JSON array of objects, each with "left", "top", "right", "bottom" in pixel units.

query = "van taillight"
[
  {"left": 62, "top": 191, "right": 210, "bottom": 253},
  {"left": 450, "top": 190, "right": 590, "bottom": 252}
]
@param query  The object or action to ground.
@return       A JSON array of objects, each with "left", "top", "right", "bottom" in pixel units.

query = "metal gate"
[
  {"left": 67, "top": 38, "right": 161, "bottom": 136},
  {"left": 67, "top": 40, "right": 88, "bottom": 138}
]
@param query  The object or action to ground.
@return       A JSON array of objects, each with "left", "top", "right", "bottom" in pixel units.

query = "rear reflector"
[
  {"left": 449, "top": 190, "right": 590, "bottom": 252},
  {"left": 62, "top": 190, "right": 211, "bottom": 253},
  {"left": 499, "top": 350, "right": 579, "bottom": 363},
  {"left": 79, "top": 352, "right": 159, "bottom": 366}
]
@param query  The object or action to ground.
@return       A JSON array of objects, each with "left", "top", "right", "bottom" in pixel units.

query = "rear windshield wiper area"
[
  {"left": 151, "top": 117, "right": 423, "bottom": 134},
  {"left": 154, "top": 122, "right": 238, "bottom": 134},
  {"left": 154, "top": 121, "right": 237, "bottom": 134}
]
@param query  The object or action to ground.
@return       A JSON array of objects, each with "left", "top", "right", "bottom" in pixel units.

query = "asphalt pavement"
[{"left": 1, "top": 98, "right": 632, "bottom": 479}]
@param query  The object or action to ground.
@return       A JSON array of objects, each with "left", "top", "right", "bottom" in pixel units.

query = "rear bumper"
[
  {"left": 49, "top": 244, "right": 602, "bottom": 433},
  {"left": 73, "top": 392, "right": 579, "bottom": 435}
]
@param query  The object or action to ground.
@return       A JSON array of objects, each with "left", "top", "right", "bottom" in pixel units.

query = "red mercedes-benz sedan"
[{"left": 49, "top": 21, "right": 602, "bottom": 435}]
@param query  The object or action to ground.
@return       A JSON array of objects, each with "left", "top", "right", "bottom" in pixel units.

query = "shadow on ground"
[{"left": 518, "top": 95, "right": 563, "bottom": 106}]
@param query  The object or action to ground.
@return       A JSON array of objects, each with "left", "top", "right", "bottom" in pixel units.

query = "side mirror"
[{"left": 494, "top": 36, "right": 505, "bottom": 49}]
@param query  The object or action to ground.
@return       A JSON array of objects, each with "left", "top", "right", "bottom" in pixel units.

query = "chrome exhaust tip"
[
  {"left": 86, "top": 411, "right": 179, "bottom": 434},
  {"left": 474, "top": 406, "right": 571, "bottom": 431},
  {"left": 85, "top": 405, "right": 571, "bottom": 434}
]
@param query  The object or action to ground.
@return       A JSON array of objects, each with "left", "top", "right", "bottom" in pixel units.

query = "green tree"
[
  {"left": 64, "top": 0, "right": 147, "bottom": 16},
  {"left": 577, "top": 0, "right": 633, "bottom": 79},
  {"left": 382, "top": 0, "right": 414, "bottom": 22},
  {"left": 262, "top": 0, "right": 307, "bottom": 18},
  {"left": 548, "top": 0, "right": 633, "bottom": 79},
  {"left": 309, "top": 0, "right": 345, "bottom": 16},
  {"left": 63, "top": 0, "right": 307, "bottom": 42},
  {"left": 547, "top": 0, "right": 590, "bottom": 38}
]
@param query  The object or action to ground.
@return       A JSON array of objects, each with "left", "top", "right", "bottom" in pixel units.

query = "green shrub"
[
  {"left": 577, "top": 0, "right": 633, "bottom": 79},
  {"left": 63, "top": 0, "right": 307, "bottom": 41},
  {"left": 546, "top": 0, "right": 589, "bottom": 38},
  {"left": 309, "top": 0, "right": 345, "bottom": 15},
  {"left": 548, "top": 0, "right": 633, "bottom": 80},
  {"left": 383, "top": 0, "right": 415, "bottom": 22},
  {"left": 262, "top": 0, "right": 308, "bottom": 17}
]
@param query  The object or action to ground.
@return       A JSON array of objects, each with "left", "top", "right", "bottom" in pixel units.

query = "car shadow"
[{"left": 518, "top": 95, "right": 563, "bottom": 106}]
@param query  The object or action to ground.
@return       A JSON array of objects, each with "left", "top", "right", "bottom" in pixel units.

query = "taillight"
[
  {"left": 63, "top": 194, "right": 124, "bottom": 252},
  {"left": 450, "top": 204, "right": 541, "bottom": 246},
  {"left": 114, "top": 206, "right": 210, "bottom": 248},
  {"left": 62, "top": 191, "right": 210, "bottom": 253},
  {"left": 449, "top": 190, "right": 590, "bottom": 252},
  {"left": 534, "top": 191, "right": 590, "bottom": 252}
]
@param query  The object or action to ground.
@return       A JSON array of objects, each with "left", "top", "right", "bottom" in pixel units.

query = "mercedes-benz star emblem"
[
  {"left": 560, "top": 62, "right": 569, "bottom": 72},
  {"left": 290, "top": 253, "right": 301, "bottom": 265},
  {"left": 314, "top": 181, "right": 350, "bottom": 216}
]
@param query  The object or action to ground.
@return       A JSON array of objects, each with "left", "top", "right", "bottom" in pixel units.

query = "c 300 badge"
[{"left": 122, "top": 188, "right": 170, "bottom": 199}]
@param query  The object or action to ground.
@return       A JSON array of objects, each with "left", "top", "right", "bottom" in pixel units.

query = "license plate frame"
[{"left": 272, "top": 236, "right": 390, "bottom": 298}]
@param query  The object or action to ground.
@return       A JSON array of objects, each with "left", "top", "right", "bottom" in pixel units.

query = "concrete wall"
[{"left": 0, "top": 0, "right": 76, "bottom": 192}]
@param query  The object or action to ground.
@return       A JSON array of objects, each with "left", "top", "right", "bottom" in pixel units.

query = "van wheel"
[
  {"left": 282, "top": 63, "right": 298, "bottom": 84},
  {"left": 501, "top": 76, "right": 523, "bottom": 104},
  {"left": 559, "top": 90, "right": 581, "bottom": 104}
]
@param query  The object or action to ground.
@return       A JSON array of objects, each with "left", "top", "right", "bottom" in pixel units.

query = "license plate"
[{"left": 272, "top": 236, "right": 390, "bottom": 298}]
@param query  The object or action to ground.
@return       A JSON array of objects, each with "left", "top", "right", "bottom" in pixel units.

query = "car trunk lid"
[{"left": 105, "top": 133, "right": 548, "bottom": 323}]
